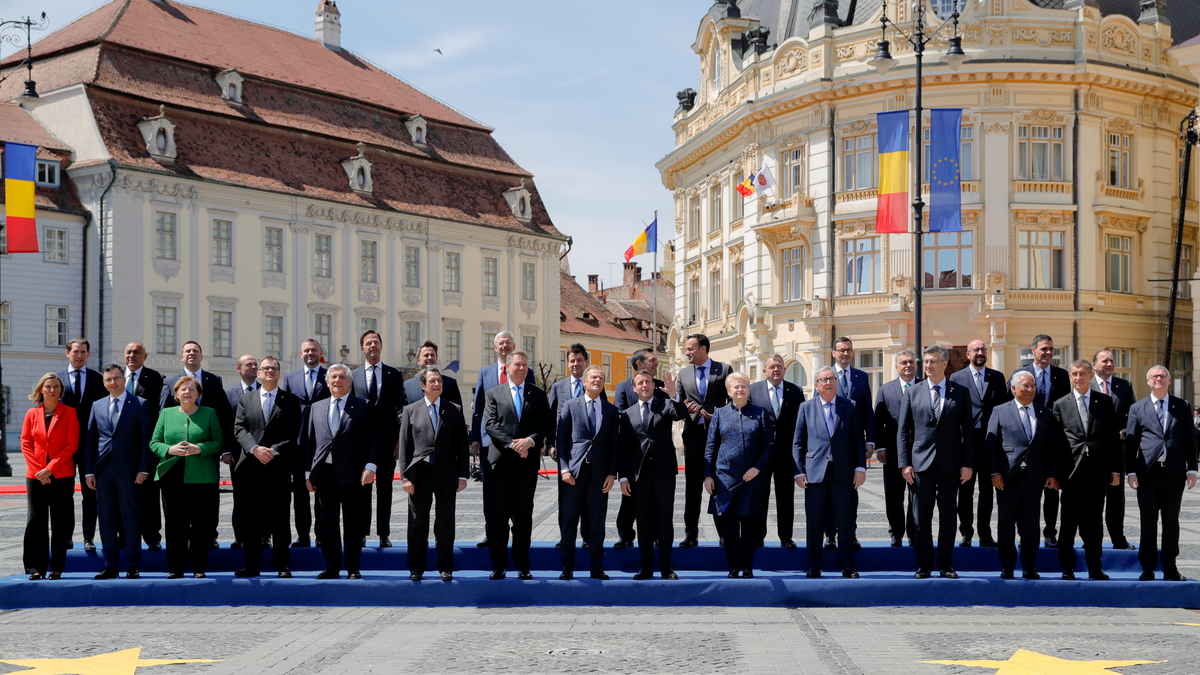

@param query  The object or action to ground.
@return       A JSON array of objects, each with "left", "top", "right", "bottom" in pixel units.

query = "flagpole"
[{"left": 652, "top": 210, "right": 658, "bottom": 364}]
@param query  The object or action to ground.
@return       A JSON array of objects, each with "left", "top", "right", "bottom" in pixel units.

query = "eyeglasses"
[
  {"left": 816, "top": 377, "right": 837, "bottom": 384},
  {"left": 833, "top": 348, "right": 853, "bottom": 354},
  {"left": 259, "top": 366, "right": 279, "bottom": 372},
  {"left": 1148, "top": 374, "right": 1170, "bottom": 381}
]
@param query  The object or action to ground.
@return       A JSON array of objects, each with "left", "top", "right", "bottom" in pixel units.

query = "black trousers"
[
  {"left": 75, "top": 458, "right": 97, "bottom": 541},
  {"left": 559, "top": 462, "right": 609, "bottom": 572},
  {"left": 234, "top": 467, "right": 292, "bottom": 572},
  {"left": 758, "top": 461, "right": 796, "bottom": 543},
  {"left": 631, "top": 468, "right": 676, "bottom": 572},
  {"left": 958, "top": 428, "right": 993, "bottom": 542},
  {"left": 882, "top": 461, "right": 914, "bottom": 541},
  {"left": 556, "top": 466, "right": 591, "bottom": 544},
  {"left": 1135, "top": 465, "right": 1186, "bottom": 575},
  {"left": 486, "top": 459, "right": 538, "bottom": 572},
  {"left": 316, "top": 481, "right": 368, "bottom": 574},
  {"left": 23, "top": 476, "right": 74, "bottom": 575},
  {"left": 614, "top": 493, "right": 636, "bottom": 542},
  {"left": 715, "top": 510, "right": 760, "bottom": 573},
  {"left": 95, "top": 470, "right": 142, "bottom": 570},
  {"left": 361, "top": 456, "right": 396, "bottom": 539},
  {"left": 1103, "top": 480, "right": 1128, "bottom": 544},
  {"left": 995, "top": 470, "right": 1043, "bottom": 573},
  {"left": 1043, "top": 484, "right": 1059, "bottom": 539},
  {"left": 910, "top": 469, "right": 959, "bottom": 571},
  {"left": 140, "top": 478, "right": 163, "bottom": 546},
  {"left": 804, "top": 480, "right": 858, "bottom": 571},
  {"left": 1058, "top": 464, "right": 1106, "bottom": 574},
  {"left": 406, "top": 463, "right": 457, "bottom": 574},
  {"left": 682, "top": 436, "right": 706, "bottom": 541},
  {"left": 161, "top": 470, "right": 218, "bottom": 575},
  {"left": 479, "top": 445, "right": 493, "bottom": 538},
  {"left": 292, "top": 469, "right": 314, "bottom": 543}
]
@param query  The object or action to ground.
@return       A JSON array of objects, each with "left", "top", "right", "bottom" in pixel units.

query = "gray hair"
[
  {"left": 815, "top": 366, "right": 836, "bottom": 381},
  {"left": 923, "top": 344, "right": 949, "bottom": 362},
  {"left": 1010, "top": 370, "right": 1035, "bottom": 389},
  {"left": 1068, "top": 359, "right": 1094, "bottom": 374},
  {"left": 894, "top": 348, "right": 916, "bottom": 364},
  {"left": 764, "top": 353, "right": 786, "bottom": 367},
  {"left": 325, "top": 363, "right": 351, "bottom": 382},
  {"left": 1146, "top": 364, "right": 1171, "bottom": 379},
  {"left": 725, "top": 370, "right": 751, "bottom": 388},
  {"left": 495, "top": 330, "right": 514, "bottom": 345},
  {"left": 418, "top": 366, "right": 442, "bottom": 386},
  {"left": 583, "top": 364, "right": 606, "bottom": 381}
]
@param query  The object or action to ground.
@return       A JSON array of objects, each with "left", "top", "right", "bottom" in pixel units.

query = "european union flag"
[{"left": 929, "top": 108, "right": 962, "bottom": 232}]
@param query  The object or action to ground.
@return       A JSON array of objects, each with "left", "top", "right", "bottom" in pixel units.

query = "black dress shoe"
[
  {"left": 662, "top": 571, "right": 679, "bottom": 580},
  {"left": 409, "top": 573, "right": 423, "bottom": 581},
  {"left": 1088, "top": 572, "right": 1110, "bottom": 581},
  {"left": 824, "top": 537, "right": 837, "bottom": 550},
  {"left": 590, "top": 571, "right": 609, "bottom": 580},
  {"left": 559, "top": 570, "right": 574, "bottom": 580},
  {"left": 379, "top": 537, "right": 393, "bottom": 548},
  {"left": 440, "top": 572, "right": 453, "bottom": 582},
  {"left": 84, "top": 540, "right": 96, "bottom": 552},
  {"left": 1139, "top": 571, "right": 1155, "bottom": 581},
  {"left": 291, "top": 539, "right": 311, "bottom": 548},
  {"left": 28, "top": 573, "right": 43, "bottom": 581},
  {"left": 317, "top": 570, "right": 340, "bottom": 580},
  {"left": 853, "top": 538, "right": 862, "bottom": 551},
  {"left": 262, "top": 538, "right": 272, "bottom": 549},
  {"left": 939, "top": 568, "right": 959, "bottom": 579},
  {"left": 914, "top": 569, "right": 931, "bottom": 579},
  {"left": 781, "top": 539, "right": 797, "bottom": 549},
  {"left": 742, "top": 570, "right": 754, "bottom": 579},
  {"left": 489, "top": 570, "right": 506, "bottom": 580},
  {"left": 278, "top": 569, "right": 292, "bottom": 579},
  {"left": 679, "top": 538, "right": 698, "bottom": 548},
  {"left": 209, "top": 540, "right": 219, "bottom": 550},
  {"left": 518, "top": 571, "right": 534, "bottom": 580},
  {"left": 193, "top": 573, "right": 207, "bottom": 579},
  {"left": 1022, "top": 571, "right": 1041, "bottom": 580},
  {"left": 235, "top": 569, "right": 260, "bottom": 578},
  {"left": 906, "top": 539, "right": 915, "bottom": 547},
  {"left": 147, "top": 542, "right": 162, "bottom": 552},
  {"left": 1044, "top": 536, "right": 1058, "bottom": 548},
  {"left": 727, "top": 571, "right": 739, "bottom": 578},
  {"left": 1000, "top": 570, "right": 1015, "bottom": 579},
  {"left": 613, "top": 540, "right": 633, "bottom": 550},
  {"left": 554, "top": 542, "right": 561, "bottom": 549},
  {"left": 231, "top": 541, "right": 243, "bottom": 550},
  {"left": 347, "top": 572, "right": 362, "bottom": 580},
  {"left": 806, "top": 570, "right": 821, "bottom": 579},
  {"left": 980, "top": 538, "right": 998, "bottom": 548},
  {"left": 167, "top": 572, "right": 183, "bottom": 579},
  {"left": 718, "top": 538, "right": 725, "bottom": 547},
  {"left": 842, "top": 568, "right": 859, "bottom": 579},
  {"left": 1163, "top": 571, "right": 1188, "bottom": 581},
  {"left": 890, "top": 536, "right": 902, "bottom": 547},
  {"left": 94, "top": 567, "right": 118, "bottom": 580},
  {"left": 68, "top": 541, "right": 75, "bottom": 549},
  {"left": 477, "top": 539, "right": 490, "bottom": 548},
  {"left": 959, "top": 539, "right": 973, "bottom": 548},
  {"left": 582, "top": 542, "right": 590, "bottom": 549},
  {"left": 633, "top": 571, "right": 653, "bottom": 580},
  {"left": 1112, "top": 540, "right": 1136, "bottom": 550},
  {"left": 361, "top": 537, "right": 367, "bottom": 547},
  {"left": 126, "top": 569, "right": 140, "bottom": 579},
  {"left": 1061, "top": 570, "right": 1076, "bottom": 580}
]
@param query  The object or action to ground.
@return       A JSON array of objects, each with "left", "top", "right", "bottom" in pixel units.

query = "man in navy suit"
[
  {"left": 403, "top": 341, "right": 463, "bottom": 411},
  {"left": 610, "top": 348, "right": 659, "bottom": 547},
  {"left": 899, "top": 344, "right": 975, "bottom": 578},
  {"left": 749, "top": 354, "right": 805, "bottom": 548},
  {"left": 58, "top": 338, "right": 107, "bottom": 551},
  {"left": 123, "top": 341, "right": 165, "bottom": 551},
  {"left": 676, "top": 333, "right": 730, "bottom": 546},
  {"left": 950, "top": 339, "right": 1012, "bottom": 547},
  {"left": 279, "top": 339, "right": 329, "bottom": 547},
  {"left": 84, "top": 365, "right": 156, "bottom": 579},
  {"left": 794, "top": 367, "right": 867, "bottom": 578},
  {"left": 1011, "top": 334, "right": 1070, "bottom": 547},
  {"left": 548, "top": 343, "right": 610, "bottom": 550},
  {"left": 556, "top": 365, "right": 620, "bottom": 580},
  {"left": 1091, "top": 348, "right": 1137, "bottom": 550},
  {"left": 829, "top": 337, "right": 875, "bottom": 549},
  {"left": 988, "top": 371, "right": 1058, "bottom": 579},
  {"left": 224, "top": 354, "right": 260, "bottom": 549},
  {"left": 471, "top": 330, "right": 516, "bottom": 548},
  {"left": 305, "top": 364, "right": 382, "bottom": 579},
  {"left": 874, "top": 349, "right": 918, "bottom": 547},
  {"left": 350, "top": 330, "right": 406, "bottom": 548},
  {"left": 1125, "top": 365, "right": 1199, "bottom": 581}
]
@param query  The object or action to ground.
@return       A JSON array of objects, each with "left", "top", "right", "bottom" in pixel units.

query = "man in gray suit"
[
  {"left": 1091, "top": 348, "right": 1136, "bottom": 550},
  {"left": 547, "top": 343, "right": 608, "bottom": 550}
]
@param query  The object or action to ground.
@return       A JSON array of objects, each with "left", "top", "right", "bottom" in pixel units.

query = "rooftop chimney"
[
  {"left": 623, "top": 262, "right": 638, "bottom": 286},
  {"left": 588, "top": 274, "right": 599, "bottom": 294},
  {"left": 316, "top": 0, "right": 342, "bottom": 51}
]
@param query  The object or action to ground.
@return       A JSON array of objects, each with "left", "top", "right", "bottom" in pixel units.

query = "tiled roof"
[
  {"left": 604, "top": 298, "right": 671, "bottom": 327},
  {"left": 0, "top": 104, "right": 86, "bottom": 214},
  {"left": 560, "top": 271, "right": 649, "bottom": 344}
]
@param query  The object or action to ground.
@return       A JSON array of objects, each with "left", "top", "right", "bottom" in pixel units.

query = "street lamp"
[
  {"left": 1, "top": 13, "right": 47, "bottom": 110},
  {"left": 871, "top": 1, "right": 968, "bottom": 354}
]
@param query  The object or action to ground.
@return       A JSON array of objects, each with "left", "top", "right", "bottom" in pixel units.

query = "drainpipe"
[
  {"left": 828, "top": 106, "right": 836, "bottom": 345},
  {"left": 96, "top": 160, "right": 117, "bottom": 365}
]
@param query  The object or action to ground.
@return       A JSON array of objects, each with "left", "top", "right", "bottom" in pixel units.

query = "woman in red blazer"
[{"left": 21, "top": 372, "right": 79, "bottom": 580}]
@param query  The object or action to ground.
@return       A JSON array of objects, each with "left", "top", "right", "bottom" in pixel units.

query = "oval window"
[
  {"left": 518, "top": 197, "right": 527, "bottom": 216},
  {"left": 155, "top": 128, "right": 168, "bottom": 151},
  {"left": 356, "top": 167, "right": 366, "bottom": 188}
]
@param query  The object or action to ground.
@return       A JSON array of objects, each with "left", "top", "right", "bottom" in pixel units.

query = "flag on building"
[
  {"left": 735, "top": 174, "right": 754, "bottom": 197},
  {"left": 753, "top": 164, "right": 776, "bottom": 192},
  {"left": 929, "top": 108, "right": 962, "bottom": 232},
  {"left": 3, "top": 142, "right": 39, "bottom": 253},
  {"left": 623, "top": 218, "right": 657, "bottom": 262},
  {"left": 875, "top": 111, "right": 909, "bottom": 234}
]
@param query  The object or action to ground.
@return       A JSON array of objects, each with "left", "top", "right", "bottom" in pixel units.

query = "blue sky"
[{"left": 5, "top": 0, "right": 705, "bottom": 287}]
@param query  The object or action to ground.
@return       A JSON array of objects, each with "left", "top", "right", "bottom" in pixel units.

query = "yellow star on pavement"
[
  {"left": 1175, "top": 622, "right": 1200, "bottom": 627},
  {"left": 921, "top": 648, "right": 1161, "bottom": 675},
  {"left": 0, "top": 647, "right": 218, "bottom": 675}
]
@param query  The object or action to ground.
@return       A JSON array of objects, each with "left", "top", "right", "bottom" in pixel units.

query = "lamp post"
[
  {"left": 870, "top": 1, "right": 966, "bottom": 355},
  {"left": 1163, "top": 109, "right": 1198, "bottom": 369}
]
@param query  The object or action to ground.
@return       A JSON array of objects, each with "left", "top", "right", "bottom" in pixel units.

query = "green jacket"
[{"left": 150, "top": 406, "right": 224, "bottom": 484}]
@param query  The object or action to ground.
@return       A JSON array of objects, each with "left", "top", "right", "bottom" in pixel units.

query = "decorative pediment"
[
  {"left": 503, "top": 180, "right": 533, "bottom": 222},
  {"left": 341, "top": 142, "right": 373, "bottom": 194},
  {"left": 404, "top": 115, "right": 428, "bottom": 147},
  {"left": 137, "top": 105, "right": 177, "bottom": 162},
  {"left": 215, "top": 68, "right": 244, "bottom": 104}
]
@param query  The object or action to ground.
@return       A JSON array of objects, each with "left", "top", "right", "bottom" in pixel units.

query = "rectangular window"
[
  {"left": 784, "top": 148, "right": 803, "bottom": 195},
  {"left": 360, "top": 240, "right": 378, "bottom": 283},
  {"left": 522, "top": 336, "right": 536, "bottom": 367},
  {"left": 1019, "top": 346, "right": 1068, "bottom": 367},
  {"left": 601, "top": 353, "right": 612, "bottom": 381},
  {"left": 212, "top": 311, "right": 232, "bottom": 358},
  {"left": 521, "top": 262, "right": 536, "bottom": 301},
  {"left": 43, "top": 227, "right": 68, "bottom": 264},
  {"left": 842, "top": 236, "right": 882, "bottom": 295},
  {"left": 708, "top": 185, "right": 722, "bottom": 234},
  {"left": 689, "top": 277, "right": 700, "bottom": 323},
  {"left": 843, "top": 135, "right": 877, "bottom": 190},
  {"left": 211, "top": 220, "right": 232, "bottom": 267},
  {"left": 404, "top": 246, "right": 420, "bottom": 287},
  {"left": 689, "top": 197, "right": 701, "bottom": 241},
  {"left": 1106, "top": 235, "right": 1132, "bottom": 293},
  {"left": 961, "top": 126, "right": 974, "bottom": 181},
  {"left": 922, "top": 230, "right": 973, "bottom": 290},
  {"left": 1017, "top": 125, "right": 1064, "bottom": 181},
  {"left": 784, "top": 246, "right": 806, "bottom": 301},
  {"left": 1108, "top": 133, "right": 1131, "bottom": 188},
  {"left": 35, "top": 160, "right": 59, "bottom": 187},
  {"left": 264, "top": 227, "right": 283, "bottom": 272},
  {"left": 731, "top": 171, "right": 745, "bottom": 222},
  {"left": 155, "top": 307, "right": 176, "bottom": 354},
  {"left": 483, "top": 256, "right": 498, "bottom": 296},
  {"left": 0, "top": 302, "right": 10, "bottom": 345},
  {"left": 444, "top": 328, "right": 460, "bottom": 365},
  {"left": 0, "top": 222, "right": 7, "bottom": 255},
  {"left": 315, "top": 314, "right": 332, "bottom": 356},
  {"left": 856, "top": 348, "right": 886, "bottom": 392},
  {"left": 1113, "top": 348, "right": 1133, "bottom": 381},
  {"left": 155, "top": 212, "right": 176, "bottom": 260},
  {"left": 709, "top": 269, "right": 722, "bottom": 318},
  {"left": 1173, "top": 351, "right": 1193, "bottom": 400},
  {"left": 559, "top": 349, "right": 567, "bottom": 377},
  {"left": 1179, "top": 245, "right": 1193, "bottom": 300},
  {"left": 359, "top": 316, "right": 377, "bottom": 336},
  {"left": 1018, "top": 230, "right": 1065, "bottom": 290},
  {"left": 483, "top": 331, "right": 497, "bottom": 371},
  {"left": 732, "top": 261, "right": 744, "bottom": 311},
  {"left": 264, "top": 316, "right": 283, "bottom": 357},
  {"left": 444, "top": 251, "right": 461, "bottom": 292},
  {"left": 45, "top": 305, "right": 68, "bottom": 348},
  {"left": 405, "top": 321, "right": 421, "bottom": 365},
  {"left": 314, "top": 234, "right": 332, "bottom": 278}
]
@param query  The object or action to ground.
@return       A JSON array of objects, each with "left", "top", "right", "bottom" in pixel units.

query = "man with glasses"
[
  {"left": 874, "top": 349, "right": 919, "bottom": 546},
  {"left": 471, "top": 330, "right": 517, "bottom": 548},
  {"left": 1011, "top": 334, "right": 1070, "bottom": 548},
  {"left": 828, "top": 337, "right": 874, "bottom": 550},
  {"left": 949, "top": 340, "right": 1011, "bottom": 547},
  {"left": 1091, "top": 348, "right": 1136, "bottom": 550}
]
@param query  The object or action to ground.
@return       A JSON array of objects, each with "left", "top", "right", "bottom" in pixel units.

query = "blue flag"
[{"left": 929, "top": 109, "right": 962, "bottom": 232}]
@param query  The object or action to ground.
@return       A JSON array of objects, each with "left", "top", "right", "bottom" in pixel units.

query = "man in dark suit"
[
  {"left": 232, "top": 355, "right": 301, "bottom": 578},
  {"left": 988, "top": 371, "right": 1058, "bottom": 579},
  {"left": 84, "top": 364, "right": 156, "bottom": 579},
  {"left": 548, "top": 343, "right": 609, "bottom": 550},
  {"left": 403, "top": 341, "right": 463, "bottom": 410},
  {"left": 748, "top": 354, "right": 804, "bottom": 548},
  {"left": 225, "top": 354, "right": 260, "bottom": 549},
  {"left": 304, "top": 364, "right": 382, "bottom": 579},
  {"left": 1011, "top": 334, "right": 1070, "bottom": 547},
  {"left": 556, "top": 365, "right": 620, "bottom": 580},
  {"left": 398, "top": 366, "right": 470, "bottom": 581},
  {"left": 1092, "top": 348, "right": 1136, "bottom": 550},
  {"left": 1125, "top": 365, "right": 1199, "bottom": 581},
  {"left": 123, "top": 341, "right": 165, "bottom": 551},
  {"left": 279, "top": 338, "right": 329, "bottom": 547},
  {"left": 58, "top": 338, "right": 107, "bottom": 551},
  {"left": 620, "top": 369, "right": 686, "bottom": 580},
  {"left": 950, "top": 339, "right": 1012, "bottom": 547},
  {"left": 483, "top": 350, "right": 550, "bottom": 579},
  {"left": 676, "top": 333, "right": 730, "bottom": 546},
  {"left": 471, "top": 330, "right": 516, "bottom": 548},
  {"left": 1054, "top": 359, "right": 1121, "bottom": 580},
  {"left": 829, "top": 337, "right": 875, "bottom": 549},
  {"left": 873, "top": 348, "right": 918, "bottom": 547},
  {"left": 899, "top": 344, "right": 975, "bottom": 578},
  {"left": 350, "top": 330, "right": 406, "bottom": 548},
  {"left": 794, "top": 367, "right": 868, "bottom": 578},
  {"left": 610, "top": 348, "right": 659, "bottom": 548}
]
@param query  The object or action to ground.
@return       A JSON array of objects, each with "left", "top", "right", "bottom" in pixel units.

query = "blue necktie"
[
  {"left": 573, "top": 378, "right": 583, "bottom": 398},
  {"left": 823, "top": 401, "right": 835, "bottom": 436},
  {"left": 1157, "top": 399, "right": 1167, "bottom": 432},
  {"left": 587, "top": 399, "right": 597, "bottom": 437},
  {"left": 1019, "top": 405, "right": 1033, "bottom": 442},
  {"left": 513, "top": 386, "right": 523, "bottom": 420},
  {"left": 931, "top": 384, "right": 942, "bottom": 424},
  {"left": 974, "top": 370, "right": 984, "bottom": 396},
  {"left": 838, "top": 369, "right": 849, "bottom": 397},
  {"left": 329, "top": 398, "right": 343, "bottom": 434},
  {"left": 306, "top": 369, "right": 316, "bottom": 398},
  {"left": 696, "top": 366, "right": 707, "bottom": 399},
  {"left": 126, "top": 371, "right": 136, "bottom": 395},
  {"left": 72, "top": 370, "right": 80, "bottom": 398},
  {"left": 1038, "top": 370, "right": 1048, "bottom": 405},
  {"left": 109, "top": 398, "right": 120, "bottom": 428}
]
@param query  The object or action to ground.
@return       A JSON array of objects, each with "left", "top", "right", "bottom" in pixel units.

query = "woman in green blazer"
[{"left": 151, "top": 376, "right": 224, "bottom": 578}]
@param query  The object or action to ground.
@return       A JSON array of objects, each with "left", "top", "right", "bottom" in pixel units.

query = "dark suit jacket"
[
  {"left": 305, "top": 395, "right": 382, "bottom": 487},
  {"left": 397, "top": 398, "right": 470, "bottom": 489},
  {"left": 987, "top": 400, "right": 1056, "bottom": 485},
  {"left": 898, "top": 378, "right": 975, "bottom": 474},
  {"left": 677, "top": 360, "right": 730, "bottom": 442},
  {"left": 619, "top": 396, "right": 686, "bottom": 481},
  {"left": 225, "top": 382, "right": 259, "bottom": 415},
  {"left": 471, "top": 361, "right": 506, "bottom": 446},
  {"left": 1092, "top": 375, "right": 1134, "bottom": 474},
  {"left": 793, "top": 394, "right": 867, "bottom": 484},
  {"left": 548, "top": 376, "right": 609, "bottom": 448},
  {"left": 403, "top": 374, "right": 463, "bottom": 414},
  {"left": 161, "top": 370, "right": 234, "bottom": 453},
  {"left": 556, "top": 396, "right": 620, "bottom": 480},
  {"left": 874, "top": 378, "right": 916, "bottom": 466},
  {"left": 483, "top": 381, "right": 551, "bottom": 469},
  {"left": 232, "top": 387, "right": 301, "bottom": 476},
  {"left": 1125, "top": 394, "right": 1200, "bottom": 482},
  {"left": 84, "top": 395, "right": 155, "bottom": 479},
  {"left": 1053, "top": 390, "right": 1120, "bottom": 483},
  {"left": 280, "top": 366, "right": 329, "bottom": 459},
  {"left": 949, "top": 366, "right": 1012, "bottom": 432},
  {"left": 748, "top": 379, "right": 804, "bottom": 470},
  {"left": 613, "top": 377, "right": 664, "bottom": 412},
  {"left": 1012, "top": 364, "right": 1070, "bottom": 408},
  {"left": 128, "top": 367, "right": 165, "bottom": 417},
  {"left": 58, "top": 366, "right": 106, "bottom": 458},
  {"left": 352, "top": 362, "right": 406, "bottom": 458},
  {"left": 835, "top": 366, "right": 876, "bottom": 444}
]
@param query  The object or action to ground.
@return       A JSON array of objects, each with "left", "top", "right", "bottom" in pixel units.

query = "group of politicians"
[{"left": 18, "top": 328, "right": 1198, "bottom": 583}]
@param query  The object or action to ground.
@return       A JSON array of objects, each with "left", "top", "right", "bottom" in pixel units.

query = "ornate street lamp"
[{"left": 1, "top": 13, "right": 47, "bottom": 110}]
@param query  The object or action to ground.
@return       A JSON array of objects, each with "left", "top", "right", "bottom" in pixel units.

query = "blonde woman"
[{"left": 20, "top": 373, "right": 79, "bottom": 580}]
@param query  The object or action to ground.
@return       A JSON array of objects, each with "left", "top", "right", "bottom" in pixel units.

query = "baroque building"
[{"left": 658, "top": 0, "right": 1199, "bottom": 400}]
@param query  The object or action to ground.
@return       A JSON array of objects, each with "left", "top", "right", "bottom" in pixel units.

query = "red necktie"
[
  {"left": 500, "top": 365, "right": 507, "bottom": 384},
  {"left": 1102, "top": 381, "right": 1109, "bottom": 395}
]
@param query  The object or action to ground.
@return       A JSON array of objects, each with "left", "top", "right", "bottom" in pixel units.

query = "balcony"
[
  {"left": 834, "top": 294, "right": 892, "bottom": 316},
  {"left": 1004, "top": 290, "right": 1074, "bottom": 310},
  {"left": 836, "top": 187, "right": 877, "bottom": 205},
  {"left": 1014, "top": 180, "right": 1071, "bottom": 194},
  {"left": 1102, "top": 185, "right": 1141, "bottom": 202}
]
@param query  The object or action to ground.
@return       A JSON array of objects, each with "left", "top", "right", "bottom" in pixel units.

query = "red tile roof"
[
  {"left": 0, "top": 103, "right": 86, "bottom": 214},
  {"left": 559, "top": 271, "right": 651, "bottom": 345}
]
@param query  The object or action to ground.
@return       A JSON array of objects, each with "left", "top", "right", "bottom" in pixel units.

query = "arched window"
[
  {"left": 711, "top": 47, "right": 721, "bottom": 93},
  {"left": 785, "top": 361, "right": 809, "bottom": 390}
]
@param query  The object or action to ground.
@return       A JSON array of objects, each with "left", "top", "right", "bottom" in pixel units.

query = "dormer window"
[
  {"left": 155, "top": 129, "right": 167, "bottom": 151},
  {"left": 137, "top": 105, "right": 178, "bottom": 161},
  {"left": 404, "top": 115, "right": 429, "bottom": 147},
  {"left": 502, "top": 180, "right": 533, "bottom": 222},
  {"left": 341, "top": 142, "right": 373, "bottom": 193},
  {"left": 36, "top": 160, "right": 60, "bottom": 187},
  {"left": 215, "top": 68, "right": 244, "bottom": 105},
  {"left": 582, "top": 312, "right": 595, "bottom": 321},
  {"left": 356, "top": 167, "right": 366, "bottom": 188}
]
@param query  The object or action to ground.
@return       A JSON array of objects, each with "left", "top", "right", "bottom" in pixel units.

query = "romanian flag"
[
  {"left": 623, "top": 218, "right": 657, "bottom": 262},
  {"left": 3, "top": 142, "right": 39, "bottom": 253},
  {"left": 875, "top": 111, "right": 909, "bottom": 234},
  {"left": 735, "top": 175, "right": 754, "bottom": 197}
]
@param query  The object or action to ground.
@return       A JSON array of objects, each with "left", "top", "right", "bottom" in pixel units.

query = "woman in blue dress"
[{"left": 704, "top": 371, "right": 774, "bottom": 578}]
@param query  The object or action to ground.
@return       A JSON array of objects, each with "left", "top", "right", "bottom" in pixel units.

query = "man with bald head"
[
  {"left": 226, "top": 354, "right": 262, "bottom": 549},
  {"left": 949, "top": 340, "right": 1011, "bottom": 547},
  {"left": 124, "top": 341, "right": 165, "bottom": 550}
]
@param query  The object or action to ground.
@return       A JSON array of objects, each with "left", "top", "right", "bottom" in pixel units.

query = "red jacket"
[{"left": 21, "top": 404, "right": 79, "bottom": 479}]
